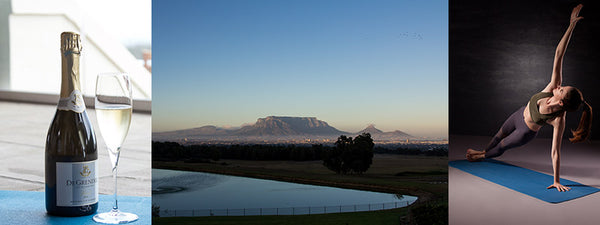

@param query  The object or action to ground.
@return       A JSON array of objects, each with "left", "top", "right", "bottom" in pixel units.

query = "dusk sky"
[{"left": 152, "top": 0, "right": 448, "bottom": 138}]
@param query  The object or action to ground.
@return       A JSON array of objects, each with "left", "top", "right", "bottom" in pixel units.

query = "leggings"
[{"left": 484, "top": 106, "right": 538, "bottom": 158}]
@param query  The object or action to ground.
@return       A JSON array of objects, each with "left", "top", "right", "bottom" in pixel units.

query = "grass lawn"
[{"left": 153, "top": 207, "right": 411, "bottom": 225}]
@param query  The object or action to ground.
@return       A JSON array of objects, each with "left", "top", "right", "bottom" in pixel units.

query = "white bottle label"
[
  {"left": 57, "top": 90, "right": 86, "bottom": 113},
  {"left": 56, "top": 160, "right": 98, "bottom": 206}
]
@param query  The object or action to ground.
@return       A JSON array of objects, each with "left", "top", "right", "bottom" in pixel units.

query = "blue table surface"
[{"left": 0, "top": 190, "right": 150, "bottom": 225}]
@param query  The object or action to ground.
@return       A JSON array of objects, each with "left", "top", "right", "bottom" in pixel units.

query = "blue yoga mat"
[
  {"left": 450, "top": 159, "right": 600, "bottom": 203},
  {"left": 0, "top": 190, "right": 151, "bottom": 225}
]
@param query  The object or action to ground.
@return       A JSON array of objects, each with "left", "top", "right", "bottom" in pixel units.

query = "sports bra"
[{"left": 529, "top": 92, "right": 563, "bottom": 125}]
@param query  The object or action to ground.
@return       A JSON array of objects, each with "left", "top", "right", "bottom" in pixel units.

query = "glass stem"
[
  {"left": 112, "top": 151, "right": 121, "bottom": 212},
  {"left": 113, "top": 166, "right": 118, "bottom": 211}
]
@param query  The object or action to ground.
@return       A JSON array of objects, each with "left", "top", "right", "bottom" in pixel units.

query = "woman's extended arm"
[
  {"left": 544, "top": 4, "right": 583, "bottom": 92},
  {"left": 546, "top": 114, "right": 570, "bottom": 192}
]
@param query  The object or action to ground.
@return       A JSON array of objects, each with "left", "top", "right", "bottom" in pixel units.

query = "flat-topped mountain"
[
  {"left": 233, "top": 116, "right": 346, "bottom": 136},
  {"left": 153, "top": 116, "right": 413, "bottom": 142}
]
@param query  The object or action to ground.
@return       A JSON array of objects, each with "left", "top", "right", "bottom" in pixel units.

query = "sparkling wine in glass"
[{"left": 92, "top": 73, "right": 138, "bottom": 224}]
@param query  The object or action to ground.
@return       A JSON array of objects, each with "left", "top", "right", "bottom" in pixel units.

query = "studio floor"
[{"left": 450, "top": 135, "right": 600, "bottom": 225}]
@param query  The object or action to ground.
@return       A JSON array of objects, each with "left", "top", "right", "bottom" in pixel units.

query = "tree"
[
  {"left": 323, "top": 133, "right": 374, "bottom": 174},
  {"left": 323, "top": 135, "right": 349, "bottom": 174},
  {"left": 350, "top": 133, "right": 374, "bottom": 174}
]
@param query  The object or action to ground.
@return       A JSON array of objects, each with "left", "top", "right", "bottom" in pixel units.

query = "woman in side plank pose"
[{"left": 465, "top": 4, "right": 592, "bottom": 192}]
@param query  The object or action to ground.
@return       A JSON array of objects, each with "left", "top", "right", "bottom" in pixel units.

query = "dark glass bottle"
[{"left": 45, "top": 32, "right": 98, "bottom": 216}]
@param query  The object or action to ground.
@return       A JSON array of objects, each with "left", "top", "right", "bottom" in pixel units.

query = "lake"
[{"left": 152, "top": 169, "right": 418, "bottom": 217}]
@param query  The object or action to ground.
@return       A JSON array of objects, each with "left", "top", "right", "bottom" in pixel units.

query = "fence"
[{"left": 158, "top": 200, "right": 413, "bottom": 217}]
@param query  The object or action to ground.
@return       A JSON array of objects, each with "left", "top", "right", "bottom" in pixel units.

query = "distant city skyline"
[{"left": 152, "top": 0, "right": 448, "bottom": 138}]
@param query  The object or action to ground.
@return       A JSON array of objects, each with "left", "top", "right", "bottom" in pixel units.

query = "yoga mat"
[
  {"left": 449, "top": 159, "right": 600, "bottom": 203},
  {"left": 0, "top": 190, "right": 151, "bottom": 225}
]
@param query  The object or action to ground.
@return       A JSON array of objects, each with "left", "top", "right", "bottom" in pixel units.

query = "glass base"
[{"left": 93, "top": 209, "right": 138, "bottom": 224}]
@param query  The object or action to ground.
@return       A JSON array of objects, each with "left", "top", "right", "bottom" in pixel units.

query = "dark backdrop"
[{"left": 450, "top": 0, "right": 600, "bottom": 140}]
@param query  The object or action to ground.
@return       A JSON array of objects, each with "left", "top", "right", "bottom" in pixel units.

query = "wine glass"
[{"left": 93, "top": 73, "right": 138, "bottom": 224}]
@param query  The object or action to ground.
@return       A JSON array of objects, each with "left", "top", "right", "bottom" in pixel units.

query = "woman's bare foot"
[{"left": 466, "top": 148, "right": 485, "bottom": 162}]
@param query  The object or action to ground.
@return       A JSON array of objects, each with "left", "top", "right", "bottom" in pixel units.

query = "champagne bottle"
[{"left": 45, "top": 32, "right": 98, "bottom": 216}]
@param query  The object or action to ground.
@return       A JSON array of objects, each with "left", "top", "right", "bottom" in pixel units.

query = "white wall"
[
  {"left": 9, "top": 15, "right": 80, "bottom": 94},
  {"left": 3, "top": 0, "right": 151, "bottom": 100},
  {"left": 0, "top": 0, "right": 11, "bottom": 89}
]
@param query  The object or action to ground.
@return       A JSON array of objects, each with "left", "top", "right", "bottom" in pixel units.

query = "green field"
[{"left": 152, "top": 154, "right": 448, "bottom": 225}]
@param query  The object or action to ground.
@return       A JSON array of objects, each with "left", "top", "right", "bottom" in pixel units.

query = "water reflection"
[
  {"left": 395, "top": 194, "right": 405, "bottom": 200},
  {"left": 152, "top": 169, "right": 228, "bottom": 194},
  {"left": 152, "top": 169, "right": 417, "bottom": 215}
]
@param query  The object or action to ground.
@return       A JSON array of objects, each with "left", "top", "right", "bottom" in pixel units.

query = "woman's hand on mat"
[{"left": 547, "top": 183, "right": 571, "bottom": 192}]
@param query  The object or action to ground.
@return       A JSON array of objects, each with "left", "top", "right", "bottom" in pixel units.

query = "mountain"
[
  {"left": 355, "top": 124, "right": 413, "bottom": 140},
  {"left": 233, "top": 116, "right": 347, "bottom": 136},
  {"left": 386, "top": 130, "right": 412, "bottom": 137},
  {"left": 357, "top": 124, "right": 384, "bottom": 135},
  {"left": 153, "top": 116, "right": 414, "bottom": 142},
  {"left": 152, "top": 125, "right": 232, "bottom": 141}
]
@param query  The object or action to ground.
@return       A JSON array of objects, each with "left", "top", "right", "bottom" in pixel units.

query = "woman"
[{"left": 465, "top": 4, "right": 592, "bottom": 192}]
